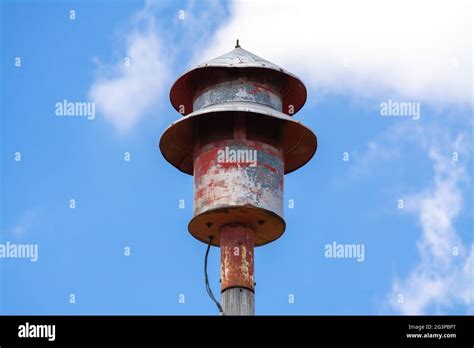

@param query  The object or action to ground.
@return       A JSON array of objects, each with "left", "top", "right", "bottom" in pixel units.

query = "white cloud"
[
  {"left": 346, "top": 123, "right": 472, "bottom": 313},
  {"left": 87, "top": 0, "right": 229, "bottom": 134},
  {"left": 384, "top": 128, "right": 473, "bottom": 314},
  {"left": 199, "top": 0, "right": 472, "bottom": 106},
  {"left": 88, "top": 3, "right": 169, "bottom": 133}
]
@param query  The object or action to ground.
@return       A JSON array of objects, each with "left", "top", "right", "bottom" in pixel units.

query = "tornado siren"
[{"left": 159, "top": 41, "right": 317, "bottom": 315}]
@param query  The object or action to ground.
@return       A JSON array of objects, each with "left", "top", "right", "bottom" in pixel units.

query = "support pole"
[{"left": 220, "top": 223, "right": 255, "bottom": 315}]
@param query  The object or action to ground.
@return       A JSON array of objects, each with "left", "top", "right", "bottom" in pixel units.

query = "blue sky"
[{"left": 1, "top": 0, "right": 472, "bottom": 315}]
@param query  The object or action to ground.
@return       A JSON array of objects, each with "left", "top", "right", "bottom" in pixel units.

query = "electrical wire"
[{"left": 204, "top": 236, "right": 223, "bottom": 314}]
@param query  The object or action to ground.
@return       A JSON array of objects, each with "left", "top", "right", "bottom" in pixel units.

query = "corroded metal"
[
  {"left": 159, "top": 43, "right": 319, "bottom": 315},
  {"left": 160, "top": 45, "right": 317, "bottom": 177},
  {"left": 189, "top": 136, "right": 286, "bottom": 246},
  {"left": 159, "top": 104, "right": 317, "bottom": 175},
  {"left": 189, "top": 205, "right": 285, "bottom": 247},
  {"left": 193, "top": 79, "right": 282, "bottom": 112},
  {"left": 220, "top": 223, "right": 255, "bottom": 292},
  {"left": 193, "top": 140, "right": 284, "bottom": 218},
  {"left": 169, "top": 47, "right": 307, "bottom": 116}
]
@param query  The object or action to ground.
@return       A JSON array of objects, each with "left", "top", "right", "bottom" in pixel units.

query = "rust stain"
[
  {"left": 193, "top": 139, "right": 284, "bottom": 218},
  {"left": 248, "top": 81, "right": 276, "bottom": 94},
  {"left": 260, "top": 162, "right": 277, "bottom": 174},
  {"left": 220, "top": 224, "right": 255, "bottom": 292}
]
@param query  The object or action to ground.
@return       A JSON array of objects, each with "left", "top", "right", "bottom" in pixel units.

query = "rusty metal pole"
[{"left": 220, "top": 223, "right": 255, "bottom": 315}]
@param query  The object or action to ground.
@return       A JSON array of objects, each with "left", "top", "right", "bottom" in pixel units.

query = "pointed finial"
[{"left": 235, "top": 39, "right": 240, "bottom": 48}]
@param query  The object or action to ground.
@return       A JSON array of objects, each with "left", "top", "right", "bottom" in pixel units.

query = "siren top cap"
[{"left": 169, "top": 45, "right": 307, "bottom": 117}]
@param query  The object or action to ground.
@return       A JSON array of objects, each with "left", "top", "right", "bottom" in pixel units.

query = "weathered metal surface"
[
  {"left": 187, "top": 136, "right": 286, "bottom": 247},
  {"left": 159, "top": 44, "right": 319, "bottom": 317},
  {"left": 195, "top": 47, "right": 288, "bottom": 70},
  {"left": 220, "top": 224, "right": 255, "bottom": 292},
  {"left": 188, "top": 205, "right": 285, "bottom": 247},
  {"left": 221, "top": 287, "right": 254, "bottom": 316},
  {"left": 190, "top": 101, "right": 298, "bottom": 119},
  {"left": 193, "top": 140, "right": 284, "bottom": 218},
  {"left": 169, "top": 46, "right": 307, "bottom": 116},
  {"left": 159, "top": 107, "right": 317, "bottom": 175},
  {"left": 159, "top": 43, "right": 318, "bottom": 249},
  {"left": 193, "top": 79, "right": 282, "bottom": 112}
]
